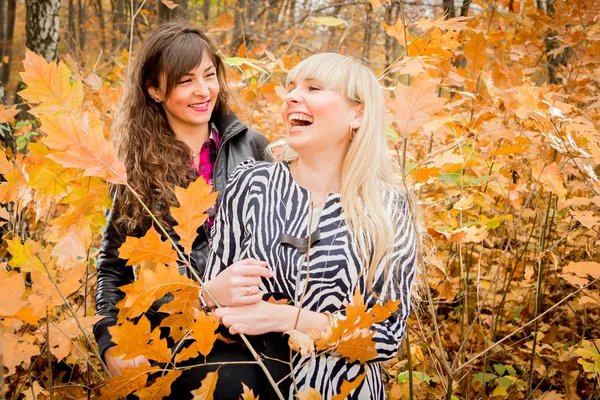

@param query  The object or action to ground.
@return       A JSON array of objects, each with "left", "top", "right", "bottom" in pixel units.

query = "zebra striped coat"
[{"left": 205, "top": 159, "right": 418, "bottom": 399}]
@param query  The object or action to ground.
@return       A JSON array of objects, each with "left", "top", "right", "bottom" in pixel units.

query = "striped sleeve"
[{"left": 204, "top": 158, "right": 257, "bottom": 281}]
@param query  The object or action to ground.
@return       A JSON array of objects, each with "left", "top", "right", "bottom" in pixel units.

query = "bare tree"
[
  {"left": 25, "top": 0, "right": 60, "bottom": 61},
  {"left": 1, "top": 0, "right": 17, "bottom": 98},
  {"left": 443, "top": 0, "right": 456, "bottom": 18}
]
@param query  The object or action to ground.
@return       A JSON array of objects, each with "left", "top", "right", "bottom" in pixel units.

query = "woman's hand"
[
  {"left": 204, "top": 258, "right": 272, "bottom": 308},
  {"left": 215, "top": 301, "right": 292, "bottom": 335},
  {"left": 104, "top": 347, "right": 151, "bottom": 377}
]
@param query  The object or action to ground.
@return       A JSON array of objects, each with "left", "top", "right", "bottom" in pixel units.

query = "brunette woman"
[
  {"left": 93, "top": 21, "right": 271, "bottom": 386},
  {"left": 203, "top": 53, "right": 419, "bottom": 398}
]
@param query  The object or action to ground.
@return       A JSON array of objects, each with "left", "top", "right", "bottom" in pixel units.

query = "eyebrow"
[{"left": 181, "top": 65, "right": 215, "bottom": 77}]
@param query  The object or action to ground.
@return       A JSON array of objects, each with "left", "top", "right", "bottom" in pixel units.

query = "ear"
[
  {"left": 350, "top": 104, "right": 364, "bottom": 130},
  {"left": 148, "top": 86, "right": 164, "bottom": 103}
]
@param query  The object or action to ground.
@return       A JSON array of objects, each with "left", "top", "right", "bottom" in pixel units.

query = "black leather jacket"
[{"left": 93, "top": 111, "right": 269, "bottom": 359}]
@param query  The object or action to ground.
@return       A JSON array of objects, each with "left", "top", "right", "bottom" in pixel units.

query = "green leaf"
[
  {"left": 397, "top": 371, "right": 439, "bottom": 384},
  {"left": 505, "top": 365, "right": 517, "bottom": 377},
  {"left": 493, "top": 363, "right": 506, "bottom": 376},
  {"left": 386, "top": 126, "right": 400, "bottom": 139},
  {"left": 224, "top": 56, "right": 245, "bottom": 66},
  {"left": 473, "top": 372, "right": 497, "bottom": 384},
  {"left": 310, "top": 16, "right": 346, "bottom": 26},
  {"left": 497, "top": 376, "right": 513, "bottom": 387}
]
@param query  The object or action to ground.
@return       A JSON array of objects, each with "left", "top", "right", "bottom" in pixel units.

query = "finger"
[
  {"left": 135, "top": 355, "right": 151, "bottom": 367},
  {"left": 235, "top": 265, "right": 272, "bottom": 278},
  {"left": 235, "top": 291, "right": 264, "bottom": 306},
  {"left": 215, "top": 307, "right": 236, "bottom": 319},
  {"left": 229, "top": 323, "right": 248, "bottom": 335},
  {"left": 220, "top": 314, "right": 240, "bottom": 328},
  {"left": 239, "top": 258, "right": 268, "bottom": 266}
]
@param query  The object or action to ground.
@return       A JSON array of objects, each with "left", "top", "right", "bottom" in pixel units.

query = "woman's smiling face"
[
  {"left": 149, "top": 55, "right": 220, "bottom": 135},
  {"left": 281, "top": 77, "right": 362, "bottom": 155}
]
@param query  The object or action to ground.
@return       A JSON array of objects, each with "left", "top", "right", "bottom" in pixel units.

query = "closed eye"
[
  {"left": 309, "top": 85, "right": 321, "bottom": 91},
  {"left": 205, "top": 72, "right": 216, "bottom": 78},
  {"left": 179, "top": 78, "right": 192, "bottom": 84}
]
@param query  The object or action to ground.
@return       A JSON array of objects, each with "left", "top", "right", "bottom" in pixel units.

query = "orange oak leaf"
[
  {"left": 36, "top": 316, "right": 103, "bottom": 362},
  {"left": 563, "top": 262, "right": 600, "bottom": 280},
  {"left": 135, "top": 370, "right": 182, "bottom": 400},
  {"left": 388, "top": 74, "right": 446, "bottom": 137},
  {"left": 191, "top": 371, "right": 219, "bottom": 399},
  {"left": 40, "top": 113, "right": 127, "bottom": 185},
  {"left": 159, "top": 288, "right": 202, "bottom": 342},
  {"left": 18, "top": 49, "right": 84, "bottom": 117},
  {"left": 0, "top": 104, "right": 19, "bottom": 125},
  {"left": 240, "top": 383, "right": 259, "bottom": 400},
  {"left": 0, "top": 272, "right": 28, "bottom": 317},
  {"left": 0, "top": 331, "right": 38, "bottom": 376},
  {"left": 463, "top": 32, "right": 488, "bottom": 78},
  {"left": 0, "top": 164, "right": 32, "bottom": 207},
  {"left": 285, "top": 329, "right": 315, "bottom": 356},
  {"left": 170, "top": 178, "right": 218, "bottom": 254},
  {"left": 108, "top": 316, "right": 171, "bottom": 363},
  {"left": 117, "top": 262, "right": 197, "bottom": 320},
  {"left": 331, "top": 371, "right": 366, "bottom": 400},
  {"left": 326, "top": 289, "right": 400, "bottom": 363},
  {"left": 532, "top": 161, "right": 568, "bottom": 200},
  {"left": 98, "top": 364, "right": 157, "bottom": 400},
  {"left": 571, "top": 210, "right": 600, "bottom": 229},
  {"left": 295, "top": 388, "right": 322, "bottom": 400},
  {"left": 0, "top": 146, "right": 13, "bottom": 175},
  {"left": 188, "top": 309, "right": 219, "bottom": 357},
  {"left": 118, "top": 226, "right": 179, "bottom": 266},
  {"left": 28, "top": 269, "right": 81, "bottom": 317}
]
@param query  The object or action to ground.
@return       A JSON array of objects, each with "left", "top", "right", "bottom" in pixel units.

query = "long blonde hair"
[{"left": 270, "top": 53, "right": 401, "bottom": 291}]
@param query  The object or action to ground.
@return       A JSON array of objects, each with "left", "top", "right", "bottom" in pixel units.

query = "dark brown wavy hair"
[{"left": 112, "top": 20, "right": 231, "bottom": 233}]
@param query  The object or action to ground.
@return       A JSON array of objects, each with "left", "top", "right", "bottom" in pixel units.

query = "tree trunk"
[
  {"left": 229, "top": 0, "right": 246, "bottom": 53},
  {"left": 25, "top": 0, "right": 60, "bottom": 61},
  {"left": 202, "top": 0, "right": 210, "bottom": 23},
  {"left": 460, "top": 0, "right": 471, "bottom": 16},
  {"left": 362, "top": 2, "right": 373, "bottom": 60},
  {"left": 443, "top": 0, "right": 455, "bottom": 18},
  {"left": 178, "top": 0, "right": 187, "bottom": 18},
  {"left": 112, "top": 0, "right": 128, "bottom": 50},
  {"left": 68, "top": 0, "right": 77, "bottom": 52},
  {"left": 158, "top": 0, "right": 174, "bottom": 22},
  {"left": 1, "top": 0, "right": 16, "bottom": 102},
  {"left": 383, "top": 2, "right": 400, "bottom": 87},
  {"left": 78, "top": 0, "right": 86, "bottom": 50},
  {"left": 94, "top": 0, "right": 106, "bottom": 51}
]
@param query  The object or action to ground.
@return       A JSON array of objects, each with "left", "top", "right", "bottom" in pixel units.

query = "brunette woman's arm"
[{"left": 93, "top": 191, "right": 135, "bottom": 361}]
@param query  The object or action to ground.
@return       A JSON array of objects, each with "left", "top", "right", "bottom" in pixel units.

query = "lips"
[{"left": 188, "top": 100, "right": 210, "bottom": 112}]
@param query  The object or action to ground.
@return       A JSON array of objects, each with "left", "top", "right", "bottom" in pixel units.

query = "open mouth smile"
[{"left": 288, "top": 113, "right": 314, "bottom": 129}]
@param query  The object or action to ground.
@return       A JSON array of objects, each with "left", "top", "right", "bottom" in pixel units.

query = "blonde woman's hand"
[
  {"left": 204, "top": 258, "right": 272, "bottom": 308},
  {"left": 104, "top": 347, "right": 151, "bottom": 377}
]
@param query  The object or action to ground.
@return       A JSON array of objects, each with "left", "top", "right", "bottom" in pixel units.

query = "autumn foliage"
[{"left": 1, "top": 0, "right": 600, "bottom": 398}]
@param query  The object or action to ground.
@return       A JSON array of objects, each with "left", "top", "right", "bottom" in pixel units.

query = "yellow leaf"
[
  {"left": 311, "top": 17, "right": 346, "bottom": 26},
  {"left": 240, "top": 383, "right": 259, "bottom": 400},
  {"left": 463, "top": 32, "right": 488, "bottom": 77},
  {"left": 160, "top": 0, "right": 178, "bottom": 9},
  {"left": 170, "top": 178, "right": 218, "bottom": 253},
  {"left": 6, "top": 238, "right": 46, "bottom": 273},
  {"left": 118, "top": 226, "right": 179, "bottom": 266},
  {"left": 453, "top": 193, "right": 475, "bottom": 210},
  {"left": 0, "top": 147, "right": 13, "bottom": 175},
  {"left": 295, "top": 388, "right": 322, "bottom": 400},
  {"left": 36, "top": 316, "right": 103, "bottom": 362},
  {"left": 191, "top": 372, "right": 219, "bottom": 400},
  {"left": 331, "top": 371, "right": 366, "bottom": 400},
  {"left": 18, "top": 49, "right": 84, "bottom": 116},
  {"left": 28, "top": 270, "right": 81, "bottom": 317},
  {"left": 285, "top": 329, "right": 315, "bottom": 356},
  {"left": 417, "top": 15, "right": 475, "bottom": 31}
]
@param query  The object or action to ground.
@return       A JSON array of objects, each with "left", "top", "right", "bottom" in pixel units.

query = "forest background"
[{"left": 0, "top": 0, "right": 599, "bottom": 399}]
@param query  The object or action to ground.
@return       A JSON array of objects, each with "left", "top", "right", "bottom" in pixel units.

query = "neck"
[
  {"left": 293, "top": 155, "right": 343, "bottom": 195},
  {"left": 173, "top": 123, "right": 211, "bottom": 155}
]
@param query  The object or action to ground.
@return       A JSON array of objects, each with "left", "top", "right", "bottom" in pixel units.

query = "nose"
[
  {"left": 193, "top": 81, "right": 210, "bottom": 97},
  {"left": 285, "top": 87, "right": 302, "bottom": 105}
]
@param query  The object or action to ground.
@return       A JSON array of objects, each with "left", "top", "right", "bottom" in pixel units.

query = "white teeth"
[
  {"left": 288, "top": 113, "right": 314, "bottom": 123},
  {"left": 189, "top": 101, "right": 209, "bottom": 107}
]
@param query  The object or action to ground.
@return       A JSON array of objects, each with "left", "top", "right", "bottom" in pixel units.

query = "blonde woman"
[{"left": 202, "top": 53, "right": 418, "bottom": 398}]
